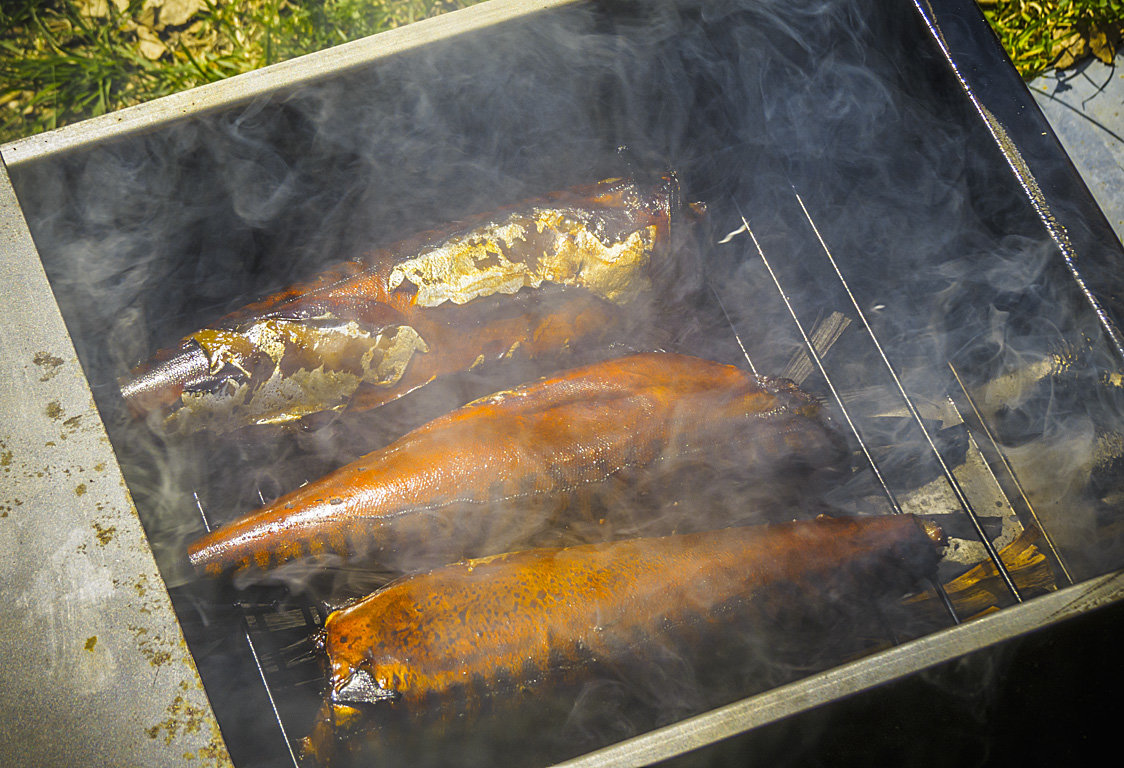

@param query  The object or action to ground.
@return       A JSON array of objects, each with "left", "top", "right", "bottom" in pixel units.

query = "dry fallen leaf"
[
  {"left": 1088, "top": 27, "right": 1118, "bottom": 64},
  {"left": 172, "top": 19, "right": 216, "bottom": 58},
  {"left": 75, "top": 0, "right": 129, "bottom": 18},
  {"left": 135, "top": 24, "right": 168, "bottom": 61},
  {"left": 1052, "top": 27, "right": 1087, "bottom": 70},
  {"left": 135, "top": 0, "right": 158, "bottom": 29},
  {"left": 156, "top": 0, "right": 207, "bottom": 29}
]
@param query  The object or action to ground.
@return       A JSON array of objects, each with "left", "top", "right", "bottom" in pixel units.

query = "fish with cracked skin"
[{"left": 120, "top": 174, "right": 689, "bottom": 433}]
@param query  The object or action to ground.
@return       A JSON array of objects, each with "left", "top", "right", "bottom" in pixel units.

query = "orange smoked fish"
[
  {"left": 187, "top": 352, "right": 848, "bottom": 576},
  {"left": 305, "top": 514, "right": 945, "bottom": 761},
  {"left": 121, "top": 175, "right": 684, "bottom": 432}
]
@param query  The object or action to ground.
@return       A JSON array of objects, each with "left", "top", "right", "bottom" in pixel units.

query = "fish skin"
[
  {"left": 120, "top": 175, "right": 681, "bottom": 431},
  {"left": 187, "top": 352, "right": 850, "bottom": 577},
  {"left": 305, "top": 514, "right": 944, "bottom": 760}
]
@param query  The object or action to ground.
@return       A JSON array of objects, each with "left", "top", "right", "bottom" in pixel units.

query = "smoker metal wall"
[
  {"left": 0, "top": 160, "right": 231, "bottom": 767},
  {"left": 3, "top": 0, "right": 1124, "bottom": 766},
  {"left": 0, "top": 0, "right": 573, "bottom": 172},
  {"left": 0, "top": 4, "right": 581, "bottom": 766}
]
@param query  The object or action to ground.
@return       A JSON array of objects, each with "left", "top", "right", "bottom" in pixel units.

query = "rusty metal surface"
[{"left": 0, "top": 159, "right": 231, "bottom": 767}]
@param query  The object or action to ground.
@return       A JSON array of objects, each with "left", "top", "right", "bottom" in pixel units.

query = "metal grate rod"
[
  {"left": 792, "top": 191, "right": 1023, "bottom": 602},
  {"left": 946, "top": 363, "right": 1075, "bottom": 586},
  {"left": 735, "top": 209, "right": 959, "bottom": 624},
  {"left": 709, "top": 283, "right": 759, "bottom": 376},
  {"left": 240, "top": 621, "right": 303, "bottom": 767},
  {"left": 194, "top": 492, "right": 303, "bottom": 768}
]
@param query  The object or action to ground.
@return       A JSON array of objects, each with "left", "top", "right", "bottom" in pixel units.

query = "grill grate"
[
  {"left": 183, "top": 181, "right": 1092, "bottom": 766},
  {"left": 734, "top": 187, "right": 1030, "bottom": 606},
  {"left": 945, "top": 363, "right": 1075, "bottom": 584},
  {"left": 192, "top": 492, "right": 318, "bottom": 767},
  {"left": 9, "top": 0, "right": 1124, "bottom": 766}
]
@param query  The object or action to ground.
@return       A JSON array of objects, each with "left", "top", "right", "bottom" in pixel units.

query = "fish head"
[
  {"left": 331, "top": 667, "right": 403, "bottom": 708},
  {"left": 120, "top": 299, "right": 429, "bottom": 432}
]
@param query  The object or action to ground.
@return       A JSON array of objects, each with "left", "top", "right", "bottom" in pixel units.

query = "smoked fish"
[
  {"left": 303, "top": 514, "right": 945, "bottom": 762},
  {"left": 121, "top": 175, "right": 683, "bottom": 432},
  {"left": 187, "top": 352, "right": 848, "bottom": 577}
]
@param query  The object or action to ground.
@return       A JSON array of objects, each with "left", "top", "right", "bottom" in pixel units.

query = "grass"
[
  {"left": 0, "top": 0, "right": 477, "bottom": 142},
  {"left": 980, "top": 0, "right": 1124, "bottom": 78},
  {"left": 0, "top": 1, "right": 1123, "bottom": 144}
]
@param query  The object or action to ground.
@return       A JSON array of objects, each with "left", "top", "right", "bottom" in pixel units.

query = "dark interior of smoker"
[{"left": 10, "top": 0, "right": 1124, "bottom": 766}]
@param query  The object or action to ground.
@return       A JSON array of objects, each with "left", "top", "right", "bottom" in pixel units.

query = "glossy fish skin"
[
  {"left": 309, "top": 514, "right": 944, "bottom": 756},
  {"left": 121, "top": 175, "right": 680, "bottom": 431},
  {"left": 187, "top": 352, "right": 849, "bottom": 576}
]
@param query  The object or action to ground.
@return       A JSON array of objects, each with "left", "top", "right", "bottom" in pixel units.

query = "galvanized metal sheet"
[
  {"left": 0, "top": 0, "right": 577, "bottom": 171},
  {"left": 0, "top": 159, "right": 231, "bottom": 767}
]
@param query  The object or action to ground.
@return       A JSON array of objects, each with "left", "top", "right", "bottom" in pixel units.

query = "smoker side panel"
[
  {"left": 0, "top": 0, "right": 578, "bottom": 171},
  {"left": 551, "top": 571, "right": 1124, "bottom": 767},
  {"left": 913, "top": 0, "right": 1124, "bottom": 351},
  {"left": 0, "top": 160, "right": 231, "bottom": 767}
]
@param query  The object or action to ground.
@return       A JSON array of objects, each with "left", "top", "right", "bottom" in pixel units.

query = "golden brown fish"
[
  {"left": 187, "top": 352, "right": 848, "bottom": 577},
  {"left": 121, "top": 175, "right": 683, "bottom": 432},
  {"left": 303, "top": 514, "right": 945, "bottom": 764}
]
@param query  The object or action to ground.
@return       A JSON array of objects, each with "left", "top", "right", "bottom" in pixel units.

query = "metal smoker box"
[{"left": 3, "top": 1, "right": 1124, "bottom": 766}]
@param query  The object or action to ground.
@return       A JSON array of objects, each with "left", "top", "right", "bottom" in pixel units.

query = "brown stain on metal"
[
  {"left": 177, "top": 718, "right": 231, "bottom": 768},
  {"left": 93, "top": 521, "right": 116, "bottom": 545},
  {"left": 127, "top": 624, "right": 174, "bottom": 668},
  {"left": 33, "top": 351, "right": 64, "bottom": 381},
  {"left": 15, "top": 352, "right": 231, "bottom": 763},
  {"left": 145, "top": 695, "right": 206, "bottom": 744},
  {"left": 141, "top": 660, "right": 231, "bottom": 765},
  {"left": 133, "top": 576, "right": 154, "bottom": 614}
]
